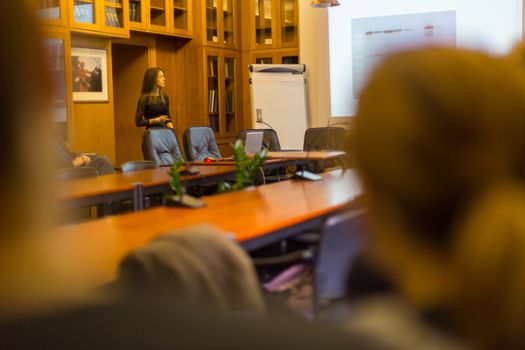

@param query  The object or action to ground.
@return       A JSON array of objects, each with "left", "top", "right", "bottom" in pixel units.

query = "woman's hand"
[
  {"left": 149, "top": 115, "right": 173, "bottom": 128},
  {"left": 153, "top": 116, "right": 170, "bottom": 124}
]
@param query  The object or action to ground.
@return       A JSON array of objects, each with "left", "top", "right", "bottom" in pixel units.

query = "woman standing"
[{"left": 135, "top": 67, "right": 174, "bottom": 129}]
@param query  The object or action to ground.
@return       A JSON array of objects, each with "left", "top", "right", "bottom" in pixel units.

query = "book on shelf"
[
  {"left": 209, "top": 115, "right": 219, "bottom": 132},
  {"left": 208, "top": 90, "right": 218, "bottom": 113},
  {"left": 105, "top": 10, "right": 112, "bottom": 26},
  {"left": 129, "top": 3, "right": 136, "bottom": 21},
  {"left": 225, "top": 91, "right": 234, "bottom": 114},
  {"left": 208, "top": 59, "right": 215, "bottom": 76},
  {"left": 105, "top": 8, "right": 120, "bottom": 27},
  {"left": 75, "top": 3, "right": 94, "bottom": 23},
  {"left": 113, "top": 9, "right": 121, "bottom": 27}
]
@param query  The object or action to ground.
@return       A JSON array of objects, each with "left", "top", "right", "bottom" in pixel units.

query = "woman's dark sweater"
[{"left": 135, "top": 94, "right": 171, "bottom": 128}]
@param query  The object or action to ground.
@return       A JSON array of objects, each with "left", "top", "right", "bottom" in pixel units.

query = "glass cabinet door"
[
  {"left": 255, "top": 55, "right": 273, "bottom": 64},
  {"left": 224, "top": 56, "right": 236, "bottom": 134},
  {"left": 255, "top": 0, "right": 273, "bottom": 47},
  {"left": 44, "top": 37, "right": 69, "bottom": 140},
  {"left": 129, "top": 0, "right": 146, "bottom": 29},
  {"left": 207, "top": 55, "right": 220, "bottom": 132},
  {"left": 104, "top": 0, "right": 125, "bottom": 31},
  {"left": 206, "top": 0, "right": 219, "bottom": 43},
  {"left": 172, "top": 0, "right": 189, "bottom": 32},
  {"left": 280, "top": 55, "right": 298, "bottom": 64},
  {"left": 222, "top": 0, "right": 235, "bottom": 46},
  {"left": 72, "top": 0, "right": 98, "bottom": 27},
  {"left": 149, "top": 0, "right": 167, "bottom": 30},
  {"left": 37, "top": 0, "right": 65, "bottom": 24},
  {"left": 280, "top": 0, "right": 298, "bottom": 46}
]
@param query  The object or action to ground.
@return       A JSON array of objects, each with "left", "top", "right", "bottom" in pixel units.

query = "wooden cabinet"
[
  {"left": 38, "top": 0, "right": 192, "bottom": 38},
  {"left": 180, "top": 0, "right": 240, "bottom": 144},
  {"left": 203, "top": 0, "right": 238, "bottom": 48},
  {"left": 37, "top": 0, "right": 68, "bottom": 26},
  {"left": 206, "top": 50, "right": 239, "bottom": 138},
  {"left": 240, "top": 0, "right": 299, "bottom": 132},
  {"left": 252, "top": 0, "right": 297, "bottom": 50},
  {"left": 252, "top": 48, "right": 298, "bottom": 64},
  {"left": 69, "top": 0, "right": 129, "bottom": 37},
  {"left": 128, "top": 0, "right": 192, "bottom": 37}
]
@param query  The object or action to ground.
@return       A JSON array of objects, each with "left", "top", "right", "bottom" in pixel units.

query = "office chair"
[
  {"left": 116, "top": 224, "right": 266, "bottom": 314},
  {"left": 303, "top": 127, "right": 349, "bottom": 173},
  {"left": 56, "top": 166, "right": 99, "bottom": 180},
  {"left": 237, "top": 128, "right": 281, "bottom": 151},
  {"left": 142, "top": 127, "right": 183, "bottom": 166},
  {"left": 120, "top": 160, "right": 158, "bottom": 173},
  {"left": 183, "top": 126, "right": 221, "bottom": 161},
  {"left": 255, "top": 207, "right": 366, "bottom": 321},
  {"left": 312, "top": 208, "right": 366, "bottom": 320},
  {"left": 303, "top": 127, "right": 347, "bottom": 152}
]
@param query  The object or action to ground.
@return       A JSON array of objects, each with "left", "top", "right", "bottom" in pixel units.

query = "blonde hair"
[{"left": 355, "top": 48, "right": 525, "bottom": 348}]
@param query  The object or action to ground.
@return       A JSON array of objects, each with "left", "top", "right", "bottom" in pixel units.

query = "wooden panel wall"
[
  {"left": 71, "top": 35, "right": 116, "bottom": 163},
  {"left": 112, "top": 43, "right": 150, "bottom": 165},
  {"left": 155, "top": 37, "right": 192, "bottom": 145}
]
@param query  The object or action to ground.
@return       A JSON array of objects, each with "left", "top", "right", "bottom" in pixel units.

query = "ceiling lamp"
[{"left": 310, "top": 0, "right": 340, "bottom": 8}]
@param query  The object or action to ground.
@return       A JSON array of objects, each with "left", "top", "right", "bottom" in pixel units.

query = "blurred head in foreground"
[
  {"left": 355, "top": 47, "right": 525, "bottom": 349},
  {"left": 0, "top": 3, "right": 57, "bottom": 313}
]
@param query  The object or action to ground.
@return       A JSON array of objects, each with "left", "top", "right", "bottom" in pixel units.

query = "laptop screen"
[{"left": 245, "top": 131, "right": 264, "bottom": 154}]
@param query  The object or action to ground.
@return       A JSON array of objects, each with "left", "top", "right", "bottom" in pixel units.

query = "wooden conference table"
[
  {"left": 53, "top": 170, "right": 361, "bottom": 288},
  {"left": 56, "top": 151, "right": 346, "bottom": 209},
  {"left": 55, "top": 165, "right": 236, "bottom": 208},
  {"left": 267, "top": 150, "right": 346, "bottom": 160}
]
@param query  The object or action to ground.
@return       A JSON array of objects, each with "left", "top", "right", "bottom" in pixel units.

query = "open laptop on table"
[{"left": 244, "top": 131, "right": 264, "bottom": 154}]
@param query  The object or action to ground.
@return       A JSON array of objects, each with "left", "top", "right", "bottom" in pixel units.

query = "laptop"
[{"left": 244, "top": 131, "right": 264, "bottom": 154}]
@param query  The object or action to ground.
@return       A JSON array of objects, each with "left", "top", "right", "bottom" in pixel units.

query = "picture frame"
[{"left": 71, "top": 47, "right": 108, "bottom": 102}]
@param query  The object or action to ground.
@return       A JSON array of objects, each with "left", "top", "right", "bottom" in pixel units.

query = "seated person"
[
  {"left": 351, "top": 47, "right": 525, "bottom": 349},
  {"left": 53, "top": 139, "right": 115, "bottom": 175}
]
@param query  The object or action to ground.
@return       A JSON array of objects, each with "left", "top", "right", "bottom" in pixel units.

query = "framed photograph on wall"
[{"left": 71, "top": 47, "right": 108, "bottom": 102}]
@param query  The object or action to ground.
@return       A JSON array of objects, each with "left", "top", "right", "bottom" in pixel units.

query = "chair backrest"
[
  {"left": 56, "top": 166, "right": 99, "bottom": 180},
  {"left": 120, "top": 160, "right": 158, "bottom": 173},
  {"left": 237, "top": 129, "right": 281, "bottom": 152},
  {"left": 313, "top": 208, "right": 367, "bottom": 315},
  {"left": 303, "top": 127, "right": 348, "bottom": 152},
  {"left": 183, "top": 127, "right": 221, "bottom": 161},
  {"left": 142, "top": 127, "right": 183, "bottom": 166},
  {"left": 117, "top": 224, "right": 266, "bottom": 314}
]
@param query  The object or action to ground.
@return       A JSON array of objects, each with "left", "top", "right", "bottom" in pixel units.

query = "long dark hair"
[{"left": 140, "top": 67, "right": 165, "bottom": 104}]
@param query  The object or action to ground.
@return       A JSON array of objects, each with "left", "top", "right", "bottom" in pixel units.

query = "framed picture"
[{"left": 71, "top": 47, "right": 108, "bottom": 102}]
